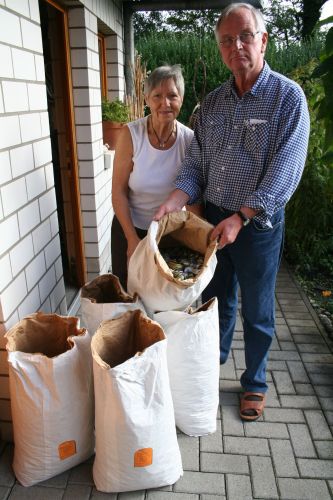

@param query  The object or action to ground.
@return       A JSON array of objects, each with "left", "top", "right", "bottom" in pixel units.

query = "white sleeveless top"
[{"left": 127, "top": 116, "right": 194, "bottom": 229}]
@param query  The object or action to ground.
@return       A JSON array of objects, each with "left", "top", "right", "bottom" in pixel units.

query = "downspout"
[{"left": 123, "top": 3, "right": 135, "bottom": 97}]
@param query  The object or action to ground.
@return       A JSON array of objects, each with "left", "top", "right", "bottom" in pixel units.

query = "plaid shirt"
[{"left": 176, "top": 62, "right": 310, "bottom": 227}]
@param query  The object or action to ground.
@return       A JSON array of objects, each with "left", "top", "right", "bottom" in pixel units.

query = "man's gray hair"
[
  {"left": 215, "top": 2, "right": 267, "bottom": 40},
  {"left": 144, "top": 64, "right": 185, "bottom": 99}
]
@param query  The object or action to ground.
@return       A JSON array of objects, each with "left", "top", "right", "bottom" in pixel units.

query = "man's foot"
[{"left": 239, "top": 392, "right": 266, "bottom": 421}]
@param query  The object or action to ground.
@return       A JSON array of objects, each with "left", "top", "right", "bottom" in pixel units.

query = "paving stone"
[
  {"left": 314, "top": 385, "right": 333, "bottom": 397},
  {"left": 219, "top": 392, "right": 239, "bottom": 406},
  {"left": 266, "top": 360, "right": 287, "bottom": 371},
  {"left": 270, "top": 439, "right": 298, "bottom": 477},
  {"left": 280, "top": 395, "right": 320, "bottom": 409},
  {"left": 200, "top": 453, "right": 249, "bottom": 474},
  {"left": 200, "top": 420, "right": 223, "bottom": 453},
  {"left": 263, "top": 408, "right": 305, "bottom": 423},
  {"left": 278, "top": 478, "right": 331, "bottom": 499},
  {"left": 309, "top": 373, "right": 333, "bottom": 385},
  {"left": 325, "top": 411, "right": 333, "bottom": 425},
  {"left": 314, "top": 440, "right": 333, "bottom": 459},
  {"left": 7, "top": 484, "right": 64, "bottom": 499},
  {"left": 301, "top": 353, "right": 333, "bottom": 363},
  {"left": 219, "top": 381, "right": 241, "bottom": 393},
  {"left": 174, "top": 472, "right": 225, "bottom": 495},
  {"left": 177, "top": 434, "right": 199, "bottom": 471},
  {"left": 269, "top": 351, "right": 301, "bottom": 361},
  {"left": 231, "top": 340, "right": 244, "bottom": 350},
  {"left": 219, "top": 358, "right": 236, "bottom": 380},
  {"left": 200, "top": 494, "right": 225, "bottom": 500},
  {"left": 221, "top": 406, "right": 245, "bottom": 436},
  {"left": 297, "top": 458, "right": 333, "bottom": 478},
  {"left": 288, "top": 424, "right": 317, "bottom": 458},
  {"left": 244, "top": 422, "right": 288, "bottom": 439},
  {"left": 39, "top": 470, "right": 70, "bottom": 488},
  {"left": 118, "top": 491, "right": 145, "bottom": 500},
  {"left": 294, "top": 383, "right": 315, "bottom": 395},
  {"left": 0, "top": 444, "right": 15, "bottom": 487},
  {"left": 68, "top": 463, "right": 94, "bottom": 485},
  {"left": 265, "top": 382, "right": 281, "bottom": 408},
  {"left": 147, "top": 494, "right": 198, "bottom": 500},
  {"left": 90, "top": 488, "right": 122, "bottom": 498},
  {"left": 226, "top": 474, "right": 252, "bottom": 500},
  {"left": 272, "top": 370, "right": 295, "bottom": 394},
  {"left": 328, "top": 480, "right": 333, "bottom": 496},
  {"left": 278, "top": 299, "right": 306, "bottom": 307},
  {"left": 0, "top": 487, "right": 9, "bottom": 500},
  {"left": 279, "top": 304, "right": 308, "bottom": 312},
  {"left": 320, "top": 397, "right": 333, "bottom": 410},
  {"left": 283, "top": 311, "right": 313, "bottom": 320},
  {"left": 305, "top": 363, "right": 333, "bottom": 375},
  {"left": 275, "top": 317, "right": 288, "bottom": 325},
  {"left": 62, "top": 484, "right": 92, "bottom": 499},
  {"left": 249, "top": 456, "right": 278, "bottom": 499},
  {"left": 293, "top": 334, "right": 326, "bottom": 344},
  {"left": 287, "top": 318, "right": 317, "bottom": 327},
  {"left": 233, "top": 350, "right": 245, "bottom": 370},
  {"left": 297, "top": 343, "right": 331, "bottom": 353},
  {"left": 275, "top": 325, "right": 293, "bottom": 342},
  {"left": 305, "top": 410, "right": 333, "bottom": 440},
  {"left": 279, "top": 341, "right": 297, "bottom": 351},
  {"left": 290, "top": 326, "right": 320, "bottom": 334},
  {"left": 223, "top": 436, "right": 269, "bottom": 456},
  {"left": 270, "top": 337, "right": 280, "bottom": 350}
]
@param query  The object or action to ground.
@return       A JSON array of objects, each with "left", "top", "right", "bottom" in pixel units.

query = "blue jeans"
[{"left": 202, "top": 202, "right": 285, "bottom": 393}]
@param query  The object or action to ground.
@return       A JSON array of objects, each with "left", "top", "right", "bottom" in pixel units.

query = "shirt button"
[
  {"left": 221, "top": 167, "right": 225, "bottom": 171},
  {"left": 217, "top": 187, "right": 220, "bottom": 192},
  {"left": 252, "top": 126, "right": 256, "bottom": 131},
  {"left": 227, "top": 145, "right": 232, "bottom": 149},
  {"left": 234, "top": 125, "right": 238, "bottom": 129}
]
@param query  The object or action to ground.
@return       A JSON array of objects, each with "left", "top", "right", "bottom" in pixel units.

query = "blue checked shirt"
[{"left": 176, "top": 62, "right": 310, "bottom": 227}]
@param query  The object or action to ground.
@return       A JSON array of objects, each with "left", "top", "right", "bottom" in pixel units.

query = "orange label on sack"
[
  {"left": 58, "top": 440, "right": 76, "bottom": 460},
  {"left": 134, "top": 447, "right": 153, "bottom": 467}
]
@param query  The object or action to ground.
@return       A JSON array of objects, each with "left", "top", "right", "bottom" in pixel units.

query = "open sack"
[
  {"left": 81, "top": 273, "right": 145, "bottom": 336},
  {"left": 154, "top": 298, "right": 220, "bottom": 437},
  {"left": 5, "top": 312, "right": 94, "bottom": 487},
  {"left": 91, "top": 309, "right": 182, "bottom": 492},
  {"left": 127, "top": 211, "right": 218, "bottom": 314}
]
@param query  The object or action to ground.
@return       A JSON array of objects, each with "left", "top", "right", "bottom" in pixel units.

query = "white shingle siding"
[{"left": 0, "top": 0, "right": 125, "bottom": 441}]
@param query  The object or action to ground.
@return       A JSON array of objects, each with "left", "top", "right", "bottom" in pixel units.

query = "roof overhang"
[{"left": 122, "top": 0, "right": 263, "bottom": 12}]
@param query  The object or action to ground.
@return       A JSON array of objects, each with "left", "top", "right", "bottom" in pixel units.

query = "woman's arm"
[{"left": 112, "top": 126, "right": 141, "bottom": 260}]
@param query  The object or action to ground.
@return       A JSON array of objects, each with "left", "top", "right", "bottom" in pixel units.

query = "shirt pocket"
[{"left": 243, "top": 121, "right": 270, "bottom": 154}]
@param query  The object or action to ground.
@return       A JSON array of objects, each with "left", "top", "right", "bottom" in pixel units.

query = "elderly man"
[{"left": 154, "top": 2, "right": 310, "bottom": 420}]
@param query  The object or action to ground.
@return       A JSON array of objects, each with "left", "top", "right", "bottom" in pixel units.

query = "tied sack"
[
  {"left": 81, "top": 273, "right": 145, "bottom": 336},
  {"left": 5, "top": 312, "right": 94, "bottom": 487},
  {"left": 127, "top": 211, "right": 217, "bottom": 314},
  {"left": 154, "top": 298, "right": 220, "bottom": 437},
  {"left": 91, "top": 309, "right": 182, "bottom": 492}
]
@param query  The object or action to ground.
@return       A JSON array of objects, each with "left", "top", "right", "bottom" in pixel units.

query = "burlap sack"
[
  {"left": 5, "top": 312, "right": 94, "bottom": 487},
  {"left": 91, "top": 309, "right": 182, "bottom": 492},
  {"left": 154, "top": 298, "right": 220, "bottom": 436},
  {"left": 127, "top": 211, "right": 218, "bottom": 314},
  {"left": 81, "top": 273, "right": 145, "bottom": 335}
]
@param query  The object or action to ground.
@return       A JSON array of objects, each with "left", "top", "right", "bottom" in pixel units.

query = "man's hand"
[
  {"left": 154, "top": 189, "right": 190, "bottom": 221},
  {"left": 210, "top": 213, "right": 243, "bottom": 249}
]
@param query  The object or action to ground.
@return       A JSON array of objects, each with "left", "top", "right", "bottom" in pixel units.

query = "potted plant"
[{"left": 102, "top": 98, "right": 130, "bottom": 150}]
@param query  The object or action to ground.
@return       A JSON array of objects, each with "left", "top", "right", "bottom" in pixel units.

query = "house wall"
[{"left": 0, "top": 0, "right": 125, "bottom": 441}]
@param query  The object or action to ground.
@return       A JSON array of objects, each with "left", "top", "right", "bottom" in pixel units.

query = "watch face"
[{"left": 237, "top": 210, "right": 250, "bottom": 226}]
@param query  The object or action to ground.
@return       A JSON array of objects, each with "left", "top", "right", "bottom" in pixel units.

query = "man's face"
[{"left": 217, "top": 8, "right": 267, "bottom": 78}]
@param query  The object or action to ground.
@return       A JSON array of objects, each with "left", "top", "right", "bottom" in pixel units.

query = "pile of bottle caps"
[{"left": 159, "top": 246, "right": 204, "bottom": 281}]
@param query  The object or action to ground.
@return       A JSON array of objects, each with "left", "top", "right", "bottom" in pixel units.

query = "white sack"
[
  {"left": 127, "top": 211, "right": 217, "bottom": 315},
  {"left": 81, "top": 273, "right": 145, "bottom": 336},
  {"left": 5, "top": 312, "right": 94, "bottom": 487},
  {"left": 154, "top": 298, "right": 220, "bottom": 436},
  {"left": 92, "top": 309, "right": 182, "bottom": 492}
]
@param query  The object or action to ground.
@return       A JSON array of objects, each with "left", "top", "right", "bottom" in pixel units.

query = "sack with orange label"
[
  {"left": 127, "top": 211, "right": 217, "bottom": 315},
  {"left": 91, "top": 309, "right": 182, "bottom": 492},
  {"left": 154, "top": 298, "right": 220, "bottom": 437},
  {"left": 5, "top": 312, "right": 94, "bottom": 487},
  {"left": 81, "top": 273, "right": 145, "bottom": 336}
]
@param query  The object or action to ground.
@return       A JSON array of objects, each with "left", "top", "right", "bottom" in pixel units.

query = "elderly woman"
[{"left": 111, "top": 64, "right": 194, "bottom": 289}]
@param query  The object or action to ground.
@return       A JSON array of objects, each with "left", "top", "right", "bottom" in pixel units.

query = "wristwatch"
[{"left": 236, "top": 210, "right": 251, "bottom": 227}]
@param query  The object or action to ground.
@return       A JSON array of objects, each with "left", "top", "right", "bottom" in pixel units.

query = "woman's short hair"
[
  {"left": 215, "top": 3, "right": 267, "bottom": 40},
  {"left": 144, "top": 64, "right": 185, "bottom": 99}
]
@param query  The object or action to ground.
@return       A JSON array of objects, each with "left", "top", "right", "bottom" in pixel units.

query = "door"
[{"left": 39, "top": 0, "right": 86, "bottom": 306}]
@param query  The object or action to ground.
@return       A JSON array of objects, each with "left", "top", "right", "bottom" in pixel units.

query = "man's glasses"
[{"left": 219, "top": 31, "right": 261, "bottom": 48}]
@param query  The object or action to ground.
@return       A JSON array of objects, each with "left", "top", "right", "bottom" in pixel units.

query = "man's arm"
[{"left": 154, "top": 189, "right": 190, "bottom": 221}]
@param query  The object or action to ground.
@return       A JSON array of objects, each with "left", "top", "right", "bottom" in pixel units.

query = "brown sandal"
[{"left": 240, "top": 392, "right": 266, "bottom": 421}]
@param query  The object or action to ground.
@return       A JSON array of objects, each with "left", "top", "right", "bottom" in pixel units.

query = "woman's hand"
[{"left": 126, "top": 235, "right": 141, "bottom": 264}]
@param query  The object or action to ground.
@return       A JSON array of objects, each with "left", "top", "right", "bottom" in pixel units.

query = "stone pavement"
[{"left": 1, "top": 263, "right": 333, "bottom": 499}]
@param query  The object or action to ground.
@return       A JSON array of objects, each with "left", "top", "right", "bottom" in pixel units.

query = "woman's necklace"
[{"left": 150, "top": 117, "right": 176, "bottom": 148}]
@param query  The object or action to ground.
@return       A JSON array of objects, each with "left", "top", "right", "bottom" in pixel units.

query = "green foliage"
[
  {"left": 136, "top": 32, "right": 323, "bottom": 125},
  {"left": 101, "top": 98, "right": 130, "bottom": 123},
  {"left": 284, "top": 60, "right": 333, "bottom": 278}
]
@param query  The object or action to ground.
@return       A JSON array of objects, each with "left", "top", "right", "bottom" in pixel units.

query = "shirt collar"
[{"left": 226, "top": 61, "right": 271, "bottom": 99}]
